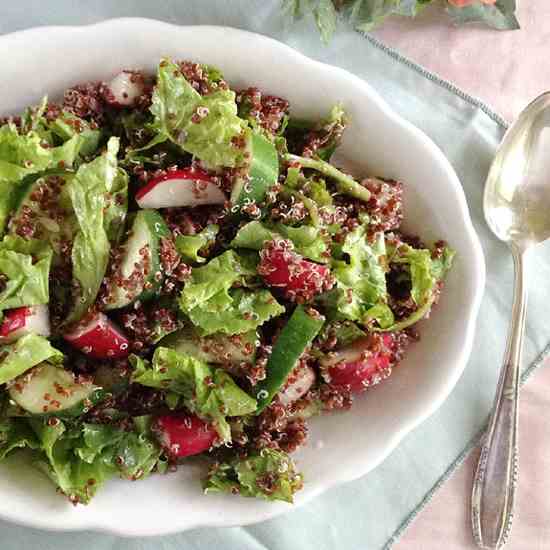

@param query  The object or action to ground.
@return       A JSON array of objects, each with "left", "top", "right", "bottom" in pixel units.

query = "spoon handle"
[{"left": 471, "top": 244, "right": 527, "bottom": 549}]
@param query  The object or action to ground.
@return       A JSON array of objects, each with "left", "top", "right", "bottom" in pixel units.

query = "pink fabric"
[
  {"left": 394, "top": 362, "right": 550, "bottom": 550},
  {"left": 373, "top": 1, "right": 550, "bottom": 123},
  {"left": 371, "top": 3, "right": 550, "bottom": 547}
]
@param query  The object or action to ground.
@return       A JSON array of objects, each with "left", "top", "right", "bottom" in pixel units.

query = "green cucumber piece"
[
  {"left": 230, "top": 132, "right": 278, "bottom": 207},
  {"left": 8, "top": 362, "right": 105, "bottom": 416},
  {"left": 106, "top": 209, "right": 170, "bottom": 309},
  {"left": 160, "top": 328, "right": 257, "bottom": 365},
  {"left": 255, "top": 305, "right": 325, "bottom": 413}
]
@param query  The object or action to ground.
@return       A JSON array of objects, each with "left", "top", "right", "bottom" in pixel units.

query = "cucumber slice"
[
  {"left": 160, "top": 328, "right": 257, "bottom": 365},
  {"left": 8, "top": 362, "right": 105, "bottom": 416},
  {"left": 230, "top": 132, "right": 278, "bottom": 207},
  {"left": 255, "top": 305, "right": 325, "bottom": 413},
  {"left": 106, "top": 209, "right": 170, "bottom": 309}
]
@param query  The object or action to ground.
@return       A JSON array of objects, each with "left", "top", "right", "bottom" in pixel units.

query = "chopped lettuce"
[
  {"left": 0, "top": 112, "right": 98, "bottom": 182},
  {"left": 28, "top": 417, "right": 162, "bottom": 504},
  {"left": 130, "top": 347, "right": 257, "bottom": 442},
  {"left": 103, "top": 168, "right": 129, "bottom": 244},
  {"left": 178, "top": 251, "right": 248, "bottom": 311},
  {"left": 324, "top": 226, "right": 388, "bottom": 322},
  {"left": 0, "top": 335, "right": 63, "bottom": 385},
  {"left": 175, "top": 224, "right": 219, "bottom": 264},
  {"left": 204, "top": 448, "right": 303, "bottom": 503},
  {"left": 286, "top": 104, "right": 348, "bottom": 161},
  {"left": 363, "top": 303, "right": 395, "bottom": 329},
  {"left": 76, "top": 422, "right": 161, "bottom": 480},
  {"left": 0, "top": 121, "right": 83, "bottom": 234},
  {"left": 147, "top": 59, "right": 247, "bottom": 168},
  {"left": 284, "top": 153, "right": 370, "bottom": 202},
  {"left": 431, "top": 246, "right": 456, "bottom": 281},
  {"left": 186, "top": 288, "right": 285, "bottom": 336},
  {"left": 0, "top": 235, "right": 53, "bottom": 312},
  {"left": 0, "top": 124, "right": 57, "bottom": 179},
  {"left": 179, "top": 250, "right": 284, "bottom": 335},
  {"left": 67, "top": 138, "right": 119, "bottom": 323},
  {"left": 48, "top": 112, "right": 102, "bottom": 158},
  {"left": 0, "top": 416, "right": 40, "bottom": 460},
  {"left": 231, "top": 221, "right": 329, "bottom": 263},
  {"left": 378, "top": 243, "right": 456, "bottom": 332},
  {"left": 321, "top": 320, "right": 366, "bottom": 348},
  {"left": 392, "top": 247, "right": 434, "bottom": 306}
]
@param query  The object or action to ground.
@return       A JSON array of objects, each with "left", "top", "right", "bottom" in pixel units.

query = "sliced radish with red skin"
[
  {"left": 102, "top": 70, "right": 145, "bottom": 107},
  {"left": 136, "top": 168, "right": 226, "bottom": 209},
  {"left": 63, "top": 313, "right": 129, "bottom": 360},
  {"left": 153, "top": 414, "right": 217, "bottom": 459},
  {"left": 278, "top": 365, "right": 316, "bottom": 406},
  {"left": 258, "top": 239, "right": 334, "bottom": 302},
  {"left": 0, "top": 305, "right": 51, "bottom": 343},
  {"left": 323, "top": 334, "right": 394, "bottom": 392}
]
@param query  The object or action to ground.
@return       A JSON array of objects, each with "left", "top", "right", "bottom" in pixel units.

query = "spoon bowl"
[{"left": 484, "top": 92, "right": 550, "bottom": 247}]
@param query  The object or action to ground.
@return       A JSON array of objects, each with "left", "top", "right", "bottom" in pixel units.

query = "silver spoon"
[{"left": 472, "top": 91, "right": 550, "bottom": 549}]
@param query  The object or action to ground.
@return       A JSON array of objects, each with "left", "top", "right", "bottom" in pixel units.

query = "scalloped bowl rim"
[{"left": 0, "top": 19, "right": 485, "bottom": 537}]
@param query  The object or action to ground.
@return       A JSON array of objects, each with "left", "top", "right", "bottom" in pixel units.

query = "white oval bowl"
[{"left": 0, "top": 19, "right": 485, "bottom": 536}]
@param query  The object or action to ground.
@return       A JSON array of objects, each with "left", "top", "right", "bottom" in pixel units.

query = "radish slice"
[
  {"left": 322, "top": 335, "right": 394, "bottom": 393},
  {"left": 102, "top": 70, "right": 145, "bottom": 107},
  {"left": 278, "top": 365, "right": 316, "bottom": 406},
  {"left": 153, "top": 414, "right": 217, "bottom": 459},
  {"left": 136, "top": 168, "right": 226, "bottom": 209},
  {"left": 0, "top": 305, "right": 51, "bottom": 343},
  {"left": 63, "top": 313, "right": 129, "bottom": 359}
]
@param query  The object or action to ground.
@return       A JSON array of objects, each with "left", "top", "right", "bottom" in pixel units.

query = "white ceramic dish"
[{"left": 0, "top": 19, "right": 485, "bottom": 536}]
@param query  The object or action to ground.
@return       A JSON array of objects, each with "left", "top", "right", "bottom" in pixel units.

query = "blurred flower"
[{"left": 448, "top": 0, "right": 496, "bottom": 6}]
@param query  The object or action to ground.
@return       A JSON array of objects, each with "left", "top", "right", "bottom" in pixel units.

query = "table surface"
[{"left": 373, "top": 3, "right": 550, "bottom": 548}]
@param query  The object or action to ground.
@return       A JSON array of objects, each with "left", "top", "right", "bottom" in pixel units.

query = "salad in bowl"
[{"left": 0, "top": 58, "right": 454, "bottom": 505}]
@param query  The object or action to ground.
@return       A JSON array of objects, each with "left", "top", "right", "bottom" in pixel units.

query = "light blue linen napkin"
[{"left": 1, "top": 3, "right": 550, "bottom": 549}]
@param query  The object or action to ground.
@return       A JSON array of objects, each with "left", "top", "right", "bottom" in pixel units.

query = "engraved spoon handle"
[{"left": 471, "top": 244, "right": 527, "bottom": 549}]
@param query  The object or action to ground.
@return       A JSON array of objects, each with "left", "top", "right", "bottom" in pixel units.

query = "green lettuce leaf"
[
  {"left": 0, "top": 335, "right": 63, "bottom": 385},
  {"left": 130, "top": 347, "right": 257, "bottom": 442},
  {"left": 0, "top": 112, "right": 97, "bottom": 181},
  {"left": 28, "top": 417, "right": 162, "bottom": 504},
  {"left": 283, "top": 153, "right": 370, "bottom": 202},
  {"left": 48, "top": 112, "right": 102, "bottom": 158},
  {"left": 0, "top": 416, "right": 40, "bottom": 460},
  {"left": 204, "top": 448, "right": 303, "bottom": 503},
  {"left": 0, "top": 235, "right": 53, "bottom": 312},
  {"left": 320, "top": 320, "right": 367, "bottom": 348},
  {"left": 392, "top": 247, "right": 434, "bottom": 306},
  {"left": 324, "top": 226, "right": 388, "bottom": 321},
  {"left": 76, "top": 422, "right": 161, "bottom": 480},
  {"left": 104, "top": 168, "right": 129, "bottom": 243},
  {"left": 175, "top": 224, "right": 219, "bottom": 264},
  {"left": 231, "top": 221, "right": 329, "bottom": 263},
  {"left": 148, "top": 59, "right": 247, "bottom": 168},
  {"left": 379, "top": 243, "right": 455, "bottom": 332},
  {"left": 0, "top": 120, "right": 88, "bottom": 234},
  {"left": 390, "top": 243, "right": 456, "bottom": 306},
  {"left": 179, "top": 250, "right": 284, "bottom": 335},
  {"left": 431, "top": 246, "right": 456, "bottom": 281},
  {"left": 29, "top": 418, "right": 111, "bottom": 504},
  {"left": 67, "top": 137, "right": 119, "bottom": 323},
  {"left": 178, "top": 251, "right": 247, "bottom": 311},
  {"left": 186, "top": 288, "right": 285, "bottom": 336}
]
